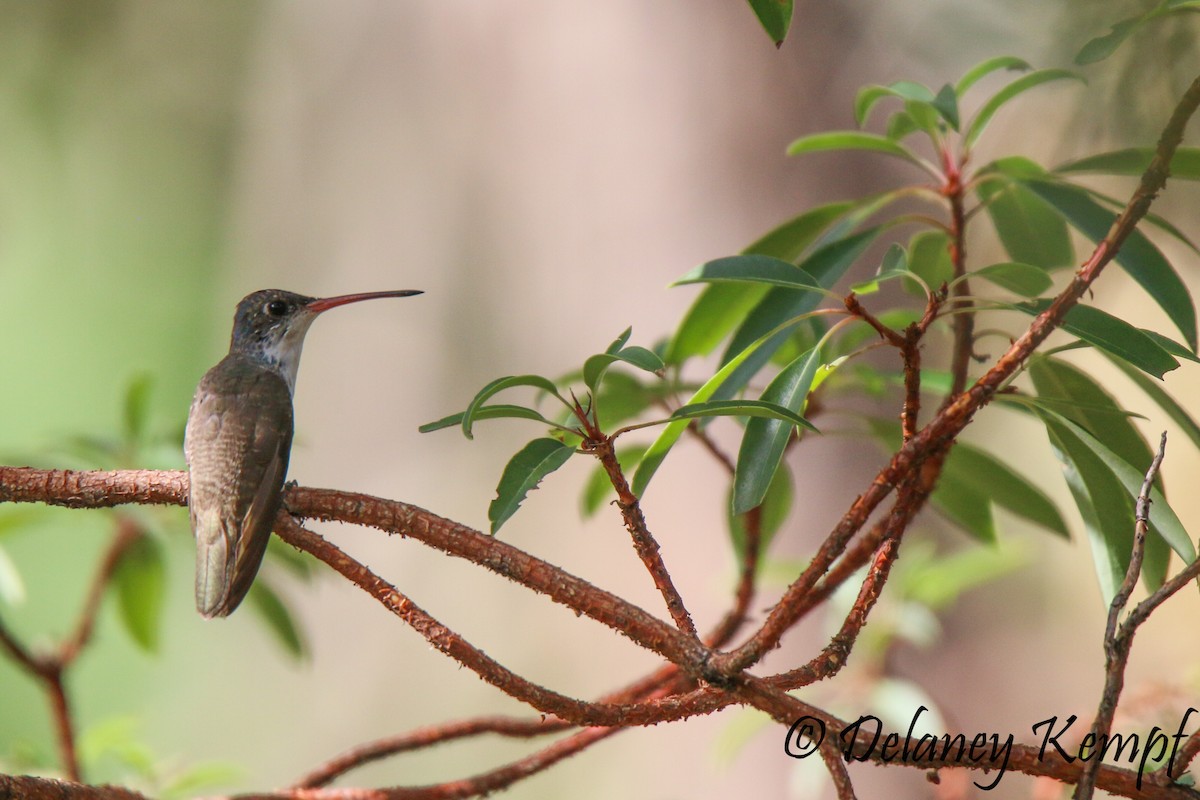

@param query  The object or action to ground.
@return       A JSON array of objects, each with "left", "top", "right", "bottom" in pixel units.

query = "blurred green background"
[{"left": 1, "top": 2, "right": 1199, "bottom": 798}]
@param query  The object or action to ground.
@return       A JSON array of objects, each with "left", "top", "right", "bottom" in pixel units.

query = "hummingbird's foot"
[{"left": 281, "top": 480, "right": 301, "bottom": 516}]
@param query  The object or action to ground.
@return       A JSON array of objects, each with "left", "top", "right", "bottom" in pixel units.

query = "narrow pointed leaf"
[
  {"left": 1075, "top": 15, "right": 1149, "bottom": 65},
  {"left": 584, "top": 345, "right": 664, "bottom": 392},
  {"left": 672, "top": 399, "right": 816, "bottom": 430},
  {"left": 886, "top": 110, "right": 920, "bottom": 141},
  {"left": 606, "top": 327, "right": 633, "bottom": 354},
  {"left": 1038, "top": 411, "right": 1193, "bottom": 582},
  {"left": 954, "top": 56, "right": 1032, "bottom": 96},
  {"left": 1041, "top": 418, "right": 1141, "bottom": 601},
  {"left": 490, "top": 438, "right": 576, "bottom": 533},
  {"left": 1104, "top": 355, "right": 1200, "bottom": 452},
  {"left": 1055, "top": 147, "right": 1200, "bottom": 180},
  {"left": 1022, "top": 179, "right": 1197, "bottom": 350},
  {"left": 851, "top": 269, "right": 915, "bottom": 295},
  {"left": 854, "top": 81, "right": 935, "bottom": 127},
  {"left": 674, "top": 255, "right": 825, "bottom": 291},
  {"left": 732, "top": 347, "right": 822, "bottom": 515},
  {"left": 111, "top": 532, "right": 165, "bottom": 653},
  {"left": 786, "top": 131, "right": 931, "bottom": 173},
  {"left": 747, "top": 0, "right": 793, "bottom": 46},
  {"left": 970, "top": 262, "right": 1053, "bottom": 297},
  {"left": 247, "top": 581, "right": 307, "bottom": 659},
  {"left": 946, "top": 443, "right": 1069, "bottom": 537},
  {"left": 1015, "top": 301, "right": 1179, "bottom": 379},
  {"left": 461, "top": 375, "right": 566, "bottom": 439},
  {"left": 1028, "top": 356, "right": 1155, "bottom": 482},
  {"left": 744, "top": 200, "right": 857, "bottom": 262},
  {"left": 965, "top": 69, "right": 1084, "bottom": 148},
  {"left": 931, "top": 83, "right": 960, "bottom": 130},
  {"left": 976, "top": 178, "right": 1073, "bottom": 269},
  {"left": 908, "top": 230, "right": 953, "bottom": 290},
  {"left": 420, "top": 404, "right": 553, "bottom": 434},
  {"left": 728, "top": 463, "right": 794, "bottom": 562},
  {"left": 666, "top": 201, "right": 855, "bottom": 366}
]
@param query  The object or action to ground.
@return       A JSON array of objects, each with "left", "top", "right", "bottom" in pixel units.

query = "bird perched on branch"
[{"left": 184, "top": 288, "right": 421, "bottom": 618}]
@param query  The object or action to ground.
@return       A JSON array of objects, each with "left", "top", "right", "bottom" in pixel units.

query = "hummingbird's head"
[{"left": 228, "top": 288, "right": 423, "bottom": 391}]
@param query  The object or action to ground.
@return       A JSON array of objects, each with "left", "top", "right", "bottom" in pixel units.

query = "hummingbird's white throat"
[{"left": 259, "top": 311, "right": 319, "bottom": 394}]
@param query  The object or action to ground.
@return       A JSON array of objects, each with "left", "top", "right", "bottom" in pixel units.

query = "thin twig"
[
  {"left": 584, "top": 435, "right": 698, "bottom": 639},
  {"left": 1075, "top": 432, "right": 1168, "bottom": 800}
]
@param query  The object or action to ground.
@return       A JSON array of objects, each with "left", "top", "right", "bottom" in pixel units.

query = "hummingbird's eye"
[{"left": 265, "top": 300, "right": 288, "bottom": 317}]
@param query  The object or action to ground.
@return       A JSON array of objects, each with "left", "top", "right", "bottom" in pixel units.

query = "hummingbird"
[{"left": 185, "top": 288, "right": 422, "bottom": 618}]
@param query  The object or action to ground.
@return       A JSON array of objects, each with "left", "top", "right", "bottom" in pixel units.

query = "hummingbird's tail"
[
  {"left": 194, "top": 520, "right": 236, "bottom": 618},
  {"left": 193, "top": 508, "right": 275, "bottom": 618}
]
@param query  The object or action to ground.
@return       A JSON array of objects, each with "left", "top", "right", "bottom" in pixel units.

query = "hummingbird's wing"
[{"left": 185, "top": 356, "right": 294, "bottom": 618}]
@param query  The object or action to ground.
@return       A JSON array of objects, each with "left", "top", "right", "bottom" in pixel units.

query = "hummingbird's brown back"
[{"left": 185, "top": 353, "right": 294, "bottom": 618}]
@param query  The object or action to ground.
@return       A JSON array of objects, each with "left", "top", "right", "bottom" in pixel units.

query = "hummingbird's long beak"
[{"left": 305, "top": 290, "right": 423, "bottom": 314}]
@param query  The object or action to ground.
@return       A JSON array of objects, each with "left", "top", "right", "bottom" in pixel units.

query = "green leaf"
[
  {"left": 885, "top": 110, "right": 921, "bottom": 141},
  {"left": 419, "top": 404, "right": 555, "bottom": 434},
  {"left": 666, "top": 202, "right": 858, "bottom": 366},
  {"left": 111, "top": 531, "right": 166, "bottom": 653},
  {"left": 666, "top": 283, "right": 770, "bottom": 366},
  {"left": 954, "top": 56, "right": 1032, "bottom": 96},
  {"left": 854, "top": 81, "right": 935, "bottom": 127},
  {"left": 582, "top": 445, "right": 646, "bottom": 517},
  {"left": 0, "top": 544, "right": 25, "bottom": 605},
  {"left": 1074, "top": 12, "right": 1159, "bottom": 65},
  {"left": 901, "top": 541, "right": 1027, "bottom": 610},
  {"left": 247, "top": 581, "right": 307, "bottom": 659},
  {"left": 1022, "top": 179, "right": 1197, "bottom": 350},
  {"left": 459, "top": 375, "right": 566, "bottom": 440},
  {"left": 908, "top": 230, "right": 952, "bottom": 290},
  {"left": 728, "top": 463, "right": 794, "bottom": 562},
  {"left": 1104, "top": 355, "right": 1200, "bottom": 453},
  {"left": 786, "top": 131, "right": 933, "bottom": 174},
  {"left": 965, "top": 69, "right": 1085, "bottom": 149},
  {"left": 671, "top": 399, "right": 817, "bottom": 430},
  {"left": 743, "top": 200, "right": 858, "bottom": 262},
  {"left": 674, "top": 255, "right": 826, "bottom": 291},
  {"left": 593, "top": 372, "right": 669, "bottom": 430},
  {"left": 946, "top": 443, "right": 1069, "bottom": 537},
  {"left": 122, "top": 373, "right": 153, "bottom": 443},
  {"left": 931, "top": 83, "right": 960, "bottom": 130},
  {"left": 1037, "top": 411, "right": 1193, "bottom": 596},
  {"left": 1027, "top": 356, "right": 1155, "bottom": 484},
  {"left": 976, "top": 178, "right": 1073, "bottom": 269},
  {"left": 1015, "top": 301, "right": 1179, "bottom": 379},
  {"left": 606, "top": 327, "right": 633, "bottom": 354},
  {"left": 489, "top": 438, "right": 576, "bottom": 533},
  {"left": 851, "top": 269, "right": 914, "bottom": 295},
  {"left": 746, "top": 0, "right": 793, "bottom": 46},
  {"left": 932, "top": 470, "right": 997, "bottom": 542},
  {"left": 1055, "top": 147, "right": 1200, "bottom": 180},
  {"left": 867, "top": 420, "right": 1066, "bottom": 541},
  {"left": 968, "top": 262, "right": 1053, "bottom": 297},
  {"left": 583, "top": 344, "right": 665, "bottom": 392},
  {"left": 732, "top": 347, "right": 823, "bottom": 515}
]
